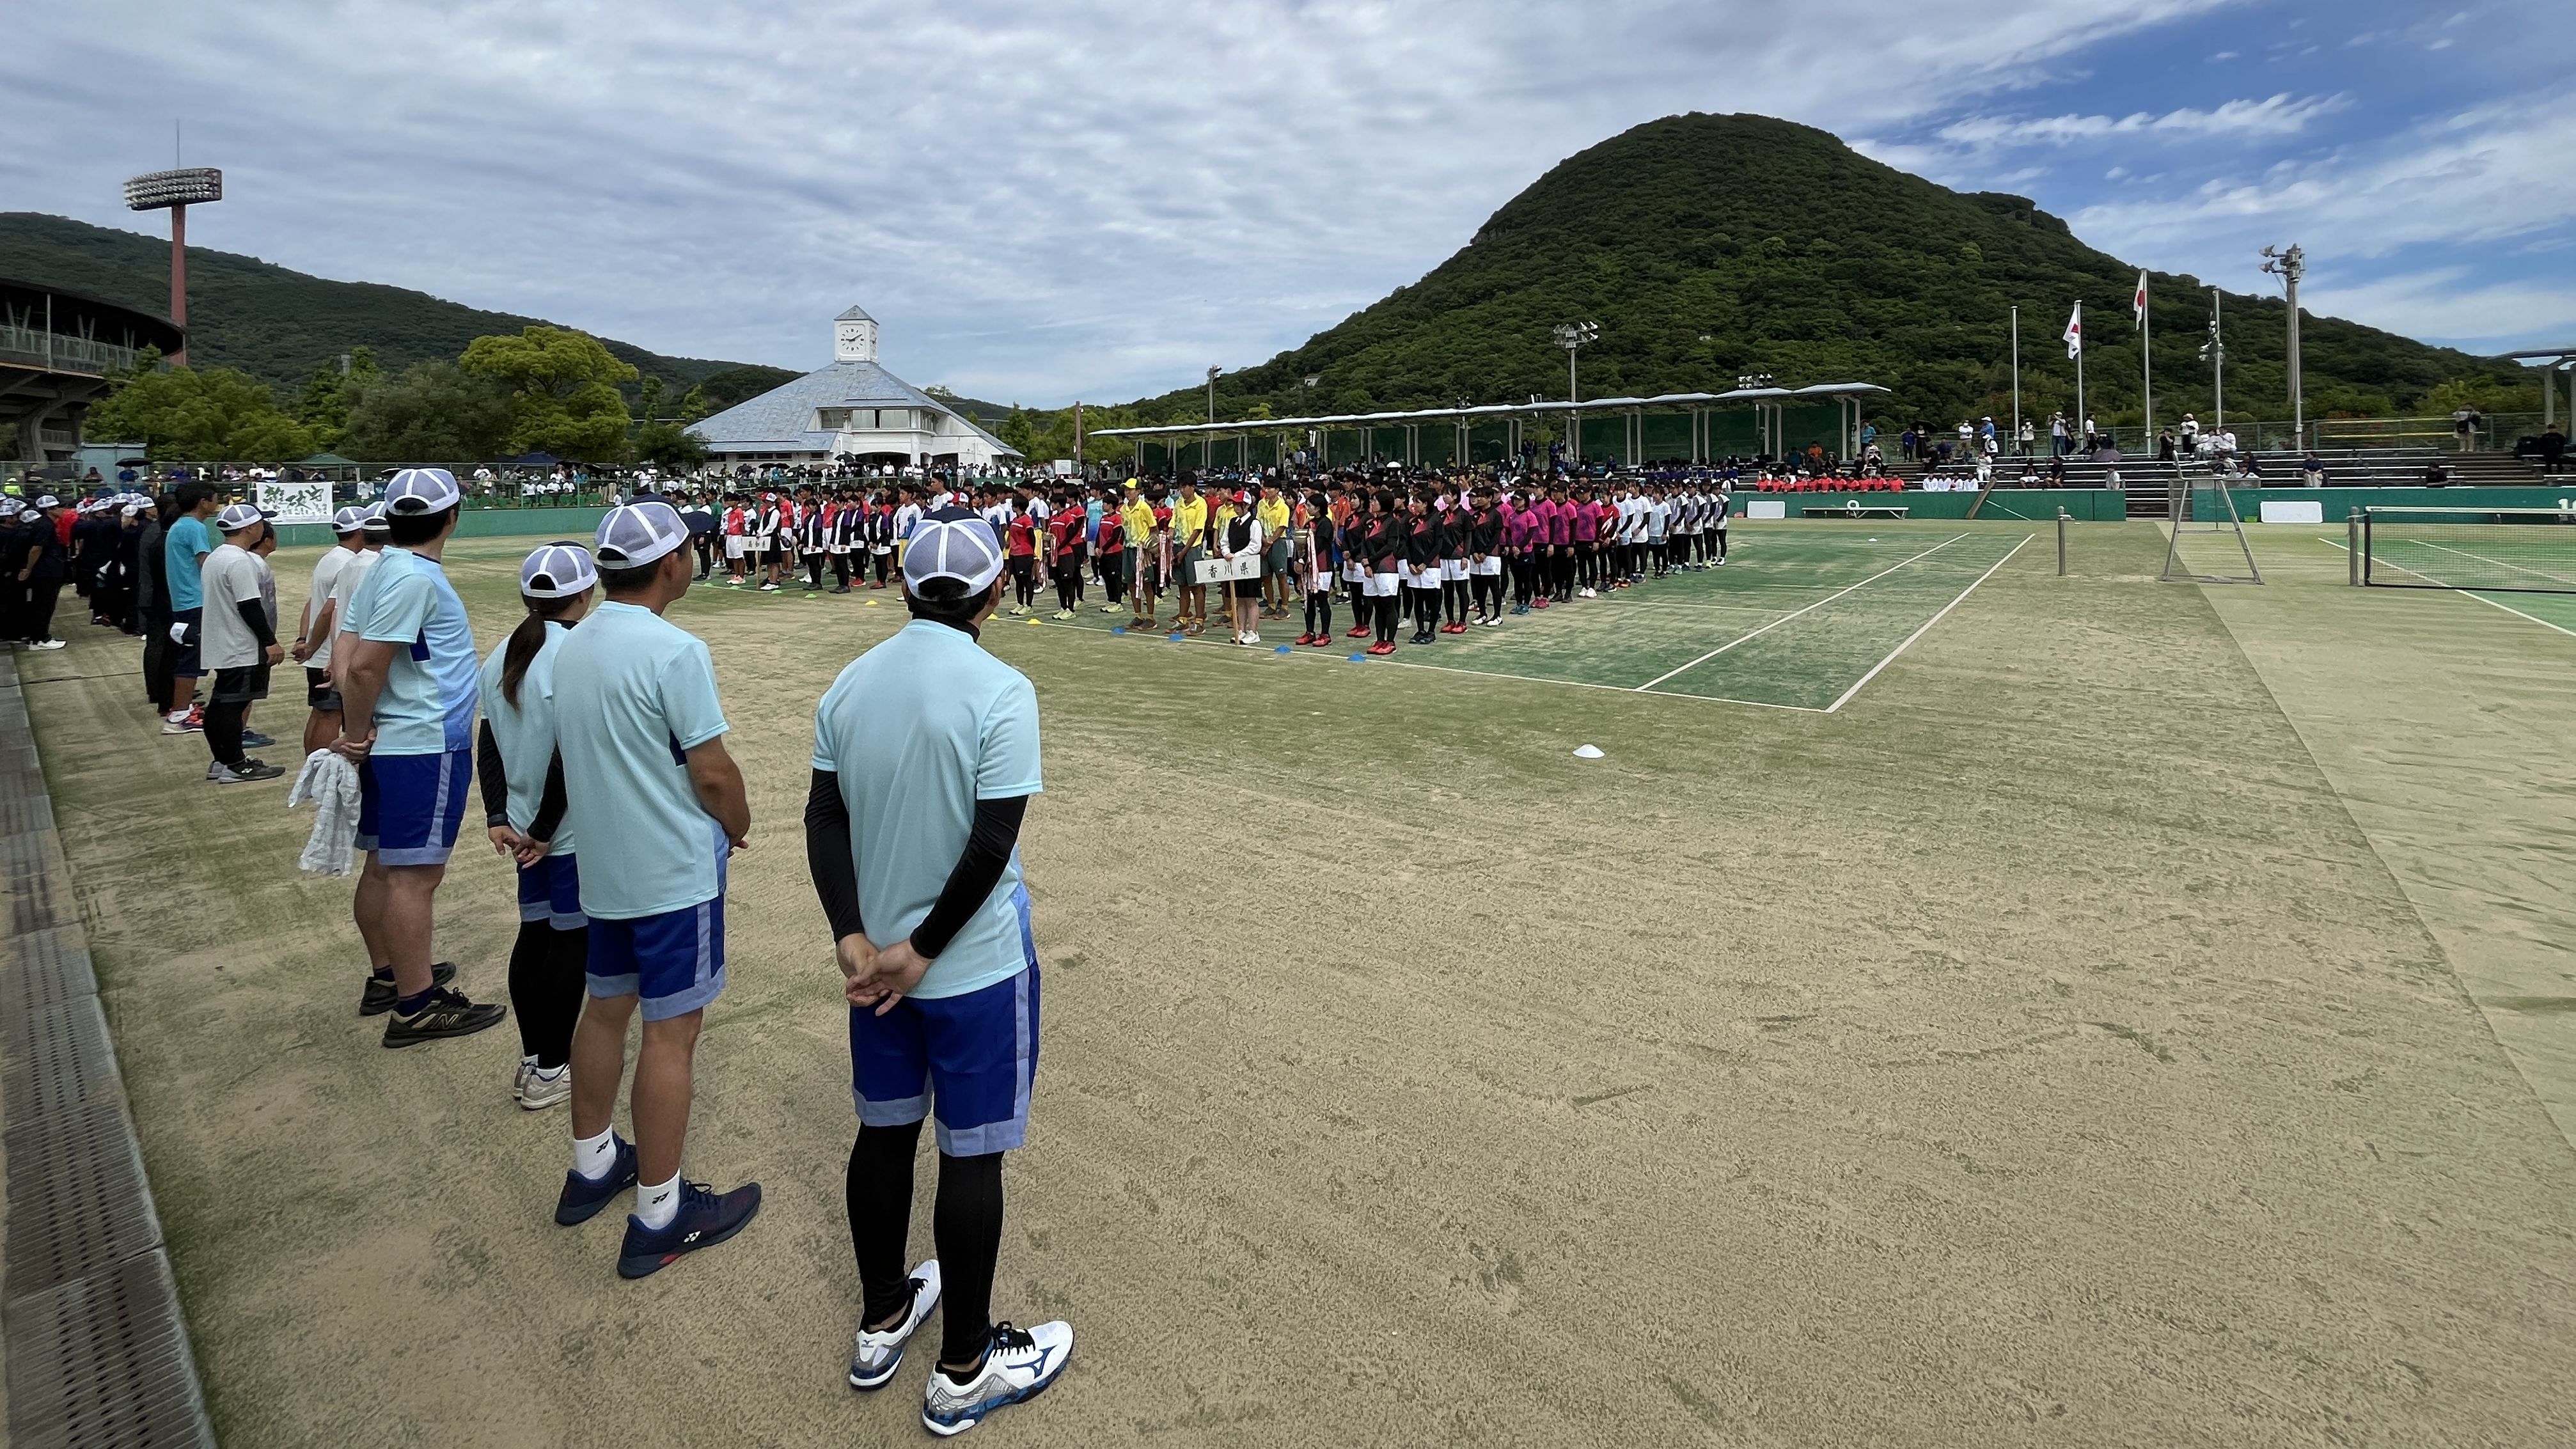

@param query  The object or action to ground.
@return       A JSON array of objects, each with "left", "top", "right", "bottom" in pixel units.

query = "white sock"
[
  {"left": 572, "top": 1126, "right": 616, "bottom": 1181},
  {"left": 634, "top": 1172, "right": 680, "bottom": 1230},
  {"left": 519, "top": 1053, "right": 538, "bottom": 1076},
  {"left": 168, "top": 709, "right": 189, "bottom": 723}
]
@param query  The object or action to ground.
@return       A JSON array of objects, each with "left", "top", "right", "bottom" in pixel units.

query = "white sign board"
[
  {"left": 2258, "top": 500, "right": 2325, "bottom": 525},
  {"left": 1051, "top": 458, "right": 1075, "bottom": 476},
  {"left": 1745, "top": 500, "right": 1786, "bottom": 519},
  {"left": 1191, "top": 553, "right": 1261, "bottom": 585},
  {"left": 256, "top": 478, "right": 333, "bottom": 526}
]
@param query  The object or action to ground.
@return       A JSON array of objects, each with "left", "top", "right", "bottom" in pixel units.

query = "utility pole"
[
  {"left": 1553, "top": 321, "right": 1598, "bottom": 464},
  {"left": 2261, "top": 244, "right": 2304, "bottom": 445},
  {"left": 1205, "top": 364, "right": 1219, "bottom": 471}
]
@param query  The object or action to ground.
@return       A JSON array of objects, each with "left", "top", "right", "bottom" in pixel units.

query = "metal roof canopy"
[{"left": 1090, "top": 384, "right": 1881, "bottom": 439}]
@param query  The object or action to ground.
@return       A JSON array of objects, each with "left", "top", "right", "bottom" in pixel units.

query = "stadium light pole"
[
  {"left": 122, "top": 164, "right": 224, "bottom": 368},
  {"left": 2010, "top": 306, "right": 2021, "bottom": 442},
  {"left": 1553, "top": 321, "right": 1598, "bottom": 464},
  {"left": 2200, "top": 288, "right": 2226, "bottom": 430},
  {"left": 1204, "top": 364, "right": 1220, "bottom": 470},
  {"left": 1300, "top": 374, "right": 1319, "bottom": 469},
  {"left": 2260, "top": 244, "right": 2305, "bottom": 446}
]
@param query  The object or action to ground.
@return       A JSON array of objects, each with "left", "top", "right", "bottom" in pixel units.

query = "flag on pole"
[
  {"left": 2063, "top": 302, "right": 2083, "bottom": 359},
  {"left": 2133, "top": 271, "right": 2149, "bottom": 326}
]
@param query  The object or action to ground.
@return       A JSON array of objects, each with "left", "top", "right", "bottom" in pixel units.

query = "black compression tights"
[
  {"left": 848, "top": 1122, "right": 1005, "bottom": 1368},
  {"left": 1012, "top": 560, "right": 1036, "bottom": 607},
  {"left": 1305, "top": 588, "right": 1332, "bottom": 636},
  {"left": 1443, "top": 579, "right": 1465, "bottom": 624},
  {"left": 1375, "top": 593, "right": 1399, "bottom": 643},
  {"left": 508, "top": 920, "right": 589, "bottom": 1069},
  {"left": 1056, "top": 570, "right": 1078, "bottom": 613}
]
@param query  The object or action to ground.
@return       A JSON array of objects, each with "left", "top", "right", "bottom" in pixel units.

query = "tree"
[
  {"left": 458, "top": 325, "right": 637, "bottom": 460},
  {"left": 86, "top": 354, "right": 318, "bottom": 460},
  {"left": 634, "top": 419, "right": 709, "bottom": 470},
  {"left": 340, "top": 361, "right": 515, "bottom": 462},
  {"left": 997, "top": 405, "right": 1039, "bottom": 458},
  {"left": 297, "top": 345, "right": 380, "bottom": 449}
]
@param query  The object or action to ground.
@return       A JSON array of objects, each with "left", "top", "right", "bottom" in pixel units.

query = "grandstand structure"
[
  {"left": 1095, "top": 382, "right": 1889, "bottom": 473},
  {"left": 0, "top": 278, "right": 185, "bottom": 466}
]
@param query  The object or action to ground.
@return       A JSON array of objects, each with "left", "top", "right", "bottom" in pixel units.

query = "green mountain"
[
  {"left": 1122, "top": 113, "right": 2524, "bottom": 431},
  {"left": 0, "top": 211, "right": 768, "bottom": 400}
]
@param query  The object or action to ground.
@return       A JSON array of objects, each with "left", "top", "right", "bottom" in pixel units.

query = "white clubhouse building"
[{"left": 687, "top": 306, "right": 1021, "bottom": 469}]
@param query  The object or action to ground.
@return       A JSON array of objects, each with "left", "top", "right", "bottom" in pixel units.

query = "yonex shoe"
[
  {"left": 849, "top": 1260, "right": 943, "bottom": 1390},
  {"left": 358, "top": 960, "right": 458, "bottom": 1016},
  {"left": 617, "top": 1179, "right": 761, "bottom": 1278},
  {"left": 380, "top": 986, "right": 506, "bottom": 1047},
  {"left": 921, "top": 1321, "right": 1072, "bottom": 1437},
  {"left": 554, "top": 1135, "right": 638, "bottom": 1225}
]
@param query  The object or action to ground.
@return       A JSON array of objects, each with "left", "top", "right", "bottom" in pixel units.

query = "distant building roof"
[
  {"left": 836, "top": 305, "right": 876, "bottom": 323},
  {"left": 687, "top": 359, "right": 1019, "bottom": 457}
]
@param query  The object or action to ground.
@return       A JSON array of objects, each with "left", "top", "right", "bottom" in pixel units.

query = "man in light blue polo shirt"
[
  {"left": 333, "top": 467, "right": 503, "bottom": 1047},
  {"left": 809, "top": 506, "right": 1069, "bottom": 1436},
  {"left": 161, "top": 483, "right": 218, "bottom": 730},
  {"left": 549, "top": 501, "right": 760, "bottom": 1280}
]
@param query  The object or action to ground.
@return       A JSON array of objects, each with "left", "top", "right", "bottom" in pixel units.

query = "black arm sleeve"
[
  {"left": 237, "top": 598, "right": 276, "bottom": 649},
  {"left": 477, "top": 719, "right": 510, "bottom": 827},
  {"left": 804, "top": 769, "right": 867, "bottom": 942},
  {"left": 911, "top": 794, "right": 1027, "bottom": 960},
  {"left": 526, "top": 751, "right": 567, "bottom": 843}
]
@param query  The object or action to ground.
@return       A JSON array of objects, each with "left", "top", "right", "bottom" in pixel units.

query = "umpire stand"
[{"left": 2158, "top": 461, "right": 2263, "bottom": 584}]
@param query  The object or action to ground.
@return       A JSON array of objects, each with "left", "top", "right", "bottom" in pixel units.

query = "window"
[{"left": 819, "top": 409, "right": 850, "bottom": 430}]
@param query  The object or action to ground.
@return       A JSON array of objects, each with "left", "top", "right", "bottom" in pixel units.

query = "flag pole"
[
  {"left": 2010, "top": 305, "right": 2020, "bottom": 441},
  {"left": 2074, "top": 302, "right": 2085, "bottom": 445},
  {"left": 2140, "top": 273, "right": 2153, "bottom": 447}
]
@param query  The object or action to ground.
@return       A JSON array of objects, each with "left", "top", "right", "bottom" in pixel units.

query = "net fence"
[{"left": 2360, "top": 506, "right": 2576, "bottom": 593}]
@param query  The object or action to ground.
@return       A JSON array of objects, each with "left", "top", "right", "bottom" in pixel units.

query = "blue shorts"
[
  {"left": 517, "top": 852, "right": 585, "bottom": 930},
  {"left": 173, "top": 606, "right": 203, "bottom": 679},
  {"left": 587, "top": 893, "right": 725, "bottom": 1022},
  {"left": 355, "top": 748, "right": 473, "bottom": 866},
  {"left": 850, "top": 886, "right": 1041, "bottom": 1155}
]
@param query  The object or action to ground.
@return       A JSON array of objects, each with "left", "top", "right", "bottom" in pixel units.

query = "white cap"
[
  {"left": 594, "top": 501, "right": 687, "bottom": 568},
  {"left": 384, "top": 467, "right": 462, "bottom": 515},
  {"left": 216, "top": 502, "right": 271, "bottom": 531},
  {"left": 519, "top": 543, "right": 598, "bottom": 599},
  {"left": 331, "top": 505, "right": 369, "bottom": 533},
  {"left": 33, "top": 495, "right": 58, "bottom": 509},
  {"left": 121, "top": 503, "right": 144, "bottom": 517},
  {"left": 902, "top": 507, "right": 1004, "bottom": 595},
  {"left": 360, "top": 502, "right": 390, "bottom": 533}
]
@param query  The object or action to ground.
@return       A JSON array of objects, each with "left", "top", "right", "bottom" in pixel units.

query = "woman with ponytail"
[{"left": 475, "top": 542, "right": 599, "bottom": 1110}]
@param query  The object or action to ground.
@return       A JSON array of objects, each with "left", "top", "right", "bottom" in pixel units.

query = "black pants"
[
  {"left": 693, "top": 537, "right": 715, "bottom": 577},
  {"left": 141, "top": 603, "right": 171, "bottom": 709},
  {"left": 1010, "top": 556, "right": 1036, "bottom": 607},
  {"left": 849, "top": 1122, "right": 1004, "bottom": 1370},
  {"left": 1055, "top": 567, "right": 1078, "bottom": 613},
  {"left": 509, "top": 919, "right": 590, "bottom": 1069},
  {"left": 19, "top": 578, "right": 63, "bottom": 643},
  {"left": 1303, "top": 584, "right": 1331, "bottom": 636},
  {"left": 830, "top": 553, "right": 852, "bottom": 588},
  {"left": 806, "top": 554, "right": 827, "bottom": 589},
  {"left": 1097, "top": 553, "right": 1124, "bottom": 606},
  {"left": 1374, "top": 592, "right": 1399, "bottom": 644},
  {"left": 204, "top": 698, "right": 249, "bottom": 767}
]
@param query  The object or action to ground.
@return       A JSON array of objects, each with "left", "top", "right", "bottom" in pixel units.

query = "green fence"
[
  {"left": 2187, "top": 485, "right": 2576, "bottom": 522},
  {"left": 276, "top": 506, "right": 610, "bottom": 549}
]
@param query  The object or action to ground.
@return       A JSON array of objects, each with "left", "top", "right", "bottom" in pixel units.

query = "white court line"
[
  {"left": 1631, "top": 533, "right": 1974, "bottom": 691},
  {"left": 2321, "top": 537, "right": 2576, "bottom": 641},
  {"left": 1026, "top": 617, "right": 1829, "bottom": 711},
  {"left": 1823, "top": 534, "right": 2034, "bottom": 713},
  {"left": 2405, "top": 537, "right": 2576, "bottom": 588}
]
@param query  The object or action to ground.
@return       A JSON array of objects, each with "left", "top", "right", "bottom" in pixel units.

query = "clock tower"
[{"left": 833, "top": 305, "right": 878, "bottom": 364}]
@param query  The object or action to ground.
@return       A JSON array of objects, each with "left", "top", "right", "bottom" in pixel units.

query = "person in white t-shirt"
[
  {"left": 293, "top": 506, "right": 371, "bottom": 755},
  {"left": 198, "top": 504, "right": 285, "bottom": 784}
]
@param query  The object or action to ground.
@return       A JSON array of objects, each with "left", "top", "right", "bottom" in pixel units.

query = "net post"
[
  {"left": 2056, "top": 508, "right": 2068, "bottom": 576},
  {"left": 2348, "top": 512, "right": 2360, "bottom": 586}
]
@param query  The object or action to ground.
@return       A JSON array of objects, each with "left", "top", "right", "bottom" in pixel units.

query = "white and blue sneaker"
[
  {"left": 920, "top": 1320, "right": 1072, "bottom": 1437},
  {"left": 847, "top": 1260, "right": 942, "bottom": 1390}
]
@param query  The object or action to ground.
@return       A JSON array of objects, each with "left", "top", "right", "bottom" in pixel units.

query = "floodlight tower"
[
  {"left": 1554, "top": 320, "right": 1598, "bottom": 462},
  {"left": 123, "top": 165, "right": 223, "bottom": 368},
  {"left": 2199, "top": 289, "right": 2226, "bottom": 430},
  {"left": 2259, "top": 243, "right": 2305, "bottom": 444}
]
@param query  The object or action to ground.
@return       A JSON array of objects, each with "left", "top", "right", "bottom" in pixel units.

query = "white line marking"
[
  {"left": 1631, "top": 534, "right": 1974, "bottom": 691},
  {"left": 1823, "top": 534, "right": 2034, "bottom": 713},
  {"left": 2322, "top": 536, "right": 2576, "bottom": 639},
  {"left": 2402, "top": 537, "right": 2576, "bottom": 587}
]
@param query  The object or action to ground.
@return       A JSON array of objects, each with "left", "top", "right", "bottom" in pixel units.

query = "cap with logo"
[
  {"left": 33, "top": 496, "right": 59, "bottom": 509},
  {"left": 901, "top": 506, "right": 1004, "bottom": 595},
  {"left": 594, "top": 501, "right": 688, "bottom": 568},
  {"left": 331, "top": 505, "right": 370, "bottom": 534},
  {"left": 215, "top": 502, "right": 272, "bottom": 531},
  {"left": 519, "top": 542, "right": 599, "bottom": 599},
  {"left": 384, "top": 467, "right": 462, "bottom": 515}
]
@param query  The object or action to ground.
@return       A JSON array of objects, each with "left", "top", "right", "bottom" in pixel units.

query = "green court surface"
[{"left": 1031, "top": 522, "right": 2036, "bottom": 711}]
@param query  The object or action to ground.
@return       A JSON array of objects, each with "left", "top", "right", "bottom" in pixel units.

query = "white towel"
[{"left": 286, "top": 749, "right": 362, "bottom": 876}]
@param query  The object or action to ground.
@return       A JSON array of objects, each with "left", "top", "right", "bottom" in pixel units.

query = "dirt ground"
[{"left": 24, "top": 520, "right": 2576, "bottom": 1447}]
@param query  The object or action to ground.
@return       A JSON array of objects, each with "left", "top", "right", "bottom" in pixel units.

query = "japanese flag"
[
  {"left": 2063, "top": 302, "right": 2083, "bottom": 359},
  {"left": 2133, "top": 270, "right": 2149, "bottom": 326}
]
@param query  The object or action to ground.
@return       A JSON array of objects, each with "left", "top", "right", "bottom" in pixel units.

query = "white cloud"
[
  {"left": 2301, "top": 268, "right": 2576, "bottom": 351},
  {"left": 1938, "top": 93, "right": 2348, "bottom": 148},
  {"left": 0, "top": 0, "right": 2240, "bottom": 403}
]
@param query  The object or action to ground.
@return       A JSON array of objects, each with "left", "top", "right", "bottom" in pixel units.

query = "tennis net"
[{"left": 2359, "top": 506, "right": 2576, "bottom": 593}]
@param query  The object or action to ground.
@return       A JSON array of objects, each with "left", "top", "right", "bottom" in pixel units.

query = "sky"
[{"left": 7, "top": 0, "right": 2570, "bottom": 406}]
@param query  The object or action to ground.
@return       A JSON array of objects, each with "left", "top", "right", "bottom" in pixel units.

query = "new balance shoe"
[
  {"left": 359, "top": 960, "right": 457, "bottom": 1016},
  {"left": 849, "top": 1260, "right": 944, "bottom": 1390},
  {"left": 554, "top": 1135, "right": 638, "bottom": 1225},
  {"left": 617, "top": 1179, "right": 761, "bottom": 1279},
  {"left": 210, "top": 760, "right": 284, "bottom": 784},
  {"left": 517, "top": 1062, "right": 571, "bottom": 1111},
  {"left": 921, "top": 1321, "right": 1073, "bottom": 1437},
  {"left": 381, "top": 986, "right": 506, "bottom": 1047}
]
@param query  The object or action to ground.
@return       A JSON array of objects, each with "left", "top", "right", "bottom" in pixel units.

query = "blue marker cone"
[
  {"left": 1274, "top": 645, "right": 1292, "bottom": 655},
  {"left": 1348, "top": 654, "right": 1367, "bottom": 662},
  {"left": 1111, "top": 626, "right": 1126, "bottom": 635}
]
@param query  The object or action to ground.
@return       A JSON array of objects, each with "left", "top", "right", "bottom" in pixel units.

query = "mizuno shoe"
[
  {"left": 920, "top": 1320, "right": 1073, "bottom": 1437},
  {"left": 849, "top": 1260, "right": 943, "bottom": 1390}
]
